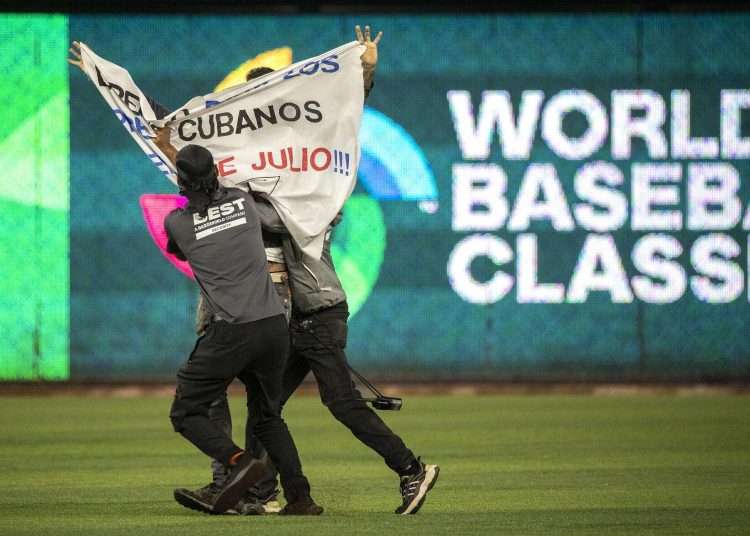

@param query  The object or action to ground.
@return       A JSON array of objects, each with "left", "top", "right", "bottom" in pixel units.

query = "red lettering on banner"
[
  {"left": 249, "top": 147, "right": 334, "bottom": 173},
  {"left": 287, "top": 147, "right": 301, "bottom": 172},
  {"left": 268, "top": 149, "right": 288, "bottom": 169},
  {"left": 251, "top": 152, "right": 267, "bottom": 170},
  {"left": 218, "top": 156, "right": 237, "bottom": 176},
  {"left": 310, "top": 148, "right": 331, "bottom": 171}
]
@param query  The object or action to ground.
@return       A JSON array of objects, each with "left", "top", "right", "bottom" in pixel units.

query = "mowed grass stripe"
[{"left": 0, "top": 394, "right": 748, "bottom": 535}]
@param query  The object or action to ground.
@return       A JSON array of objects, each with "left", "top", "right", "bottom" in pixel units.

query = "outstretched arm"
[
  {"left": 355, "top": 25, "right": 383, "bottom": 99},
  {"left": 68, "top": 40, "right": 171, "bottom": 119},
  {"left": 153, "top": 126, "right": 178, "bottom": 166}
]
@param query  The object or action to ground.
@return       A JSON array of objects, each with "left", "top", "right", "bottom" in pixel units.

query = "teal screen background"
[{"left": 5, "top": 13, "right": 749, "bottom": 380}]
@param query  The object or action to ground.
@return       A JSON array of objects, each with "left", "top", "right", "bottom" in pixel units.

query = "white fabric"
[
  {"left": 79, "top": 41, "right": 365, "bottom": 259},
  {"left": 264, "top": 247, "right": 285, "bottom": 263}
]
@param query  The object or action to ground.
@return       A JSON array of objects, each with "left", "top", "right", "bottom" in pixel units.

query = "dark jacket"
[{"left": 254, "top": 197, "right": 346, "bottom": 314}]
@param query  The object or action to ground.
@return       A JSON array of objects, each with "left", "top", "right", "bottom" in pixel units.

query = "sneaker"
[
  {"left": 395, "top": 459, "right": 440, "bottom": 515},
  {"left": 246, "top": 488, "right": 282, "bottom": 514},
  {"left": 174, "top": 484, "right": 235, "bottom": 515},
  {"left": 213, "top": 453, "right": 269, "bottom": 514},
  {"left": 279, "top": 498, "right": 324, "bottom": 516}
]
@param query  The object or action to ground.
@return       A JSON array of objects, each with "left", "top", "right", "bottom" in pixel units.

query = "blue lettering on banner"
[
  {"left": 283, "top": 54, "right": 340, "bottom": 80},
  {"left": 147, "top": 153, "right": 173, "bottom": 177},
  {"left": 113, "top": 108, "right": 151, "bottom": 138}
]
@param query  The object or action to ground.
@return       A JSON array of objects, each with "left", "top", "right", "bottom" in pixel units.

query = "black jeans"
[
  {"left": 169, "top": 314, "right": 309, "bottom": 494},
  {"left": 207, "top": 279, "right": 291, "bottom": 488},
  {"left": 277, "top": 302, "right": 415, "bottom": 473},
  {"left": 207, "top": 302, "right": 416, "bottom": 495}
]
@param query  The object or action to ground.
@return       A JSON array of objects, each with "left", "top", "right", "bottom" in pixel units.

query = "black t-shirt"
[{"left": 165, "top": 187, "right": 283, "bottom": 324}]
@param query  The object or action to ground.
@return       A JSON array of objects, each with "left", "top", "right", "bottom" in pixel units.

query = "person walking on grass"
[{"left": 162, "top": 142, "right": 322, "bottom": 516}]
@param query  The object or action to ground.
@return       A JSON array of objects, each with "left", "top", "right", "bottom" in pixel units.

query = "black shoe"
[
  {"left": 174, "top": 484, "right": 224, "bottom": 515},
  {"left": 395, "top": 458, "right": 440, "bottom": 515},
  {"left": 279, "top": 499, "right": 324, "bottom": 516},
  {"left": 213, "top": 453, "right": 269, "bottom": 514}
]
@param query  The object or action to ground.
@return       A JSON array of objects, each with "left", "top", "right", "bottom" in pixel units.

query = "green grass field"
[{"left": 0, "top": 393, "right": 748, "bottom": 535}]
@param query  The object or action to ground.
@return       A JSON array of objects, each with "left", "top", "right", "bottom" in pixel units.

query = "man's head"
[
  {"left": 246, "top": 66, "right": 274, "bottom": 82},
  {"left": 175, "top": 144, "right": 218, "bottom": 195}
]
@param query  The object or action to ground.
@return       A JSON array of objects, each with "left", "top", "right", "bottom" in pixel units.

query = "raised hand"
[
  {"left": 355, "top": 25, "right": 383, "bottom": 67},
  {"left": 67, "top": 41, "right": 84, "bottom": 72}
]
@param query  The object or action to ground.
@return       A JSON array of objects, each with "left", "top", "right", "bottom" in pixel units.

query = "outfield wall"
[{"left": 2, "top": 13, "right": 749, "bottom": 380}]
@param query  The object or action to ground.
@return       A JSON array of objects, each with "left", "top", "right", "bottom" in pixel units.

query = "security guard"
[{"left": 164, "top": 143, "right": 322, "bottom": 516}]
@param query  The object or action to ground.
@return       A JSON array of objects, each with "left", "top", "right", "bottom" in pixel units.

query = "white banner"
[{"left": 79, "top": 41, "right": 365, "bottom": 258}]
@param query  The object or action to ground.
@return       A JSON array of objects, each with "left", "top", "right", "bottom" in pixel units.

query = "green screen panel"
[{"left": 0, "top": 15, "right": 69, "bottom": 380}]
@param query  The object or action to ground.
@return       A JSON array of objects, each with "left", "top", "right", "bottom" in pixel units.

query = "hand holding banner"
[{"left": 78, "top": 41, "right": 366, "bottom": 259}]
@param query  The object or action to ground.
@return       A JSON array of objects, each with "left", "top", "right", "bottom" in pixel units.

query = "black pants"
[
  {"left": 169, "top": 314, "right": 309, "bottom": 494},
  {"left": 209, "top": 302, "right": 416, "bottom": 493},
  {"left": 279, "top": 303, "right": 415, "bottom": 472},
  {"left": 207, "top": 279, "right": 292, "bottom": 489}
]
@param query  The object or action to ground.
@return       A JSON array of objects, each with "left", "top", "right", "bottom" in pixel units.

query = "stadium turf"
[{"left": 0, "top": 393, "right": 748, "bottom": 535}]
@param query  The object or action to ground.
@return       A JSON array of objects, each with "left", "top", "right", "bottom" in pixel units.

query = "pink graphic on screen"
[{"left": 139, "top": 194, "right": 194, "bottom": 279}]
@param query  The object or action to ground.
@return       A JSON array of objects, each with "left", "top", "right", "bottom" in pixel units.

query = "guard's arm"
[
  {"left": 164, "top": 214, "right": 187, "bottom": 260},
  {"left": 166, "top": 237, "right": 186, "bottom": 261},
  {"left": 251, "top": 193, "right": 289, "bottom": 235}
]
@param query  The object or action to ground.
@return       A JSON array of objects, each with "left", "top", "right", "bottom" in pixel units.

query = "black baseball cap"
[{"left": 175, "top": 144, "right": 217, "bottom": 189}]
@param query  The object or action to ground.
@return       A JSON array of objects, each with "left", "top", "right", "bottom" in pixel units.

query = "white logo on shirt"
[{"left": 193, "top": 198, "right": 247, "bottom": 240}]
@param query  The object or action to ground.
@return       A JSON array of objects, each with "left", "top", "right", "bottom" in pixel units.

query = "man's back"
[{"left": 165, "top": 187, "right": 283, "bottom": 324}]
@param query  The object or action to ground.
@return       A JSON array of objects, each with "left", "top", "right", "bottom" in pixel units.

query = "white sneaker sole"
[
  {"left": 401, "top": 464, "right": 440, "bottom": 515},
  {"left": 263, "top": 500, "right": 282, "bottom": 514}
]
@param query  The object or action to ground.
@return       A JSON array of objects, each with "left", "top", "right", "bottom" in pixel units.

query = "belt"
[
  {"left": 268, "top": 261, "right": 286, "bottom": 273},
  {"left": 270, "top": 271, "right": 288, "bottom": 284}
]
